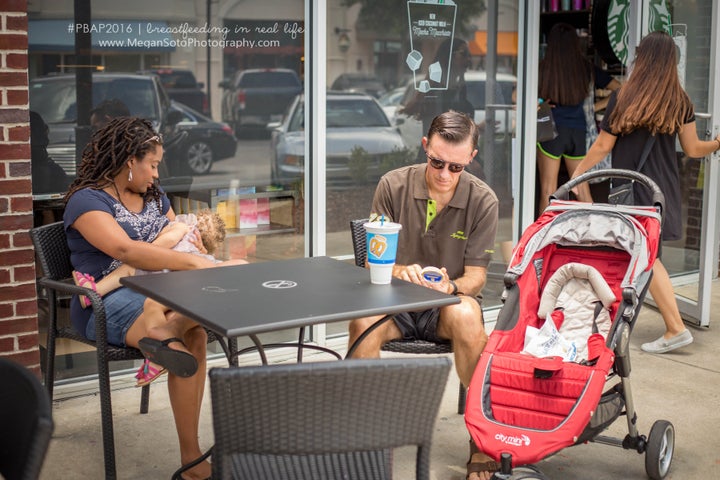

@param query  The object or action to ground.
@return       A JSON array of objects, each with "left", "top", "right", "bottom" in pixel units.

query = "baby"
[
  {"left": 73, "top": 209, "right": 226, "bottom": 302},
  {"left": 72, "top": 209, "right": 244, "bottom": 386}
]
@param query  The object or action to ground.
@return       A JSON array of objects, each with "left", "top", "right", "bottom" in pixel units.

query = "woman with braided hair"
[{"left": 64, "top": 116, "right": 214, "bottom": 480}]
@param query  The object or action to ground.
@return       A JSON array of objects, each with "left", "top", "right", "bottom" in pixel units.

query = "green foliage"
[
  {"left": 379, "top": 145, "right": 416, "bottom": 173},
  {"left": 341, "top": 0, "right": 486, "bottom": 38},
  {"left": 348, "top": 145, "right": 417, "bottom": 185},
  {"left": 348, "top": 146, "right": 371, "bottom": 183}
]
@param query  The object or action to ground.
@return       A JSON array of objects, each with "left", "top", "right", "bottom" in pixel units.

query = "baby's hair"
[{"left": 195, "top": 208, "right": 226, "bottom": 255}]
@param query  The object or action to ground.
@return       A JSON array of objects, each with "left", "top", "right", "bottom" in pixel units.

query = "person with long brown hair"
[
  {"left": 573, "top": 31, "right": 720, "bottom": 354},
  {"left": 64, "top": 116, "right": 215, "bottom": 479},
  {"left": 537, "top": 22, "right": 620, "bottom": 214}
]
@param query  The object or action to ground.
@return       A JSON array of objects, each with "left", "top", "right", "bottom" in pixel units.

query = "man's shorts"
[
  {"left": 538, "top": 125, "right": 586, "bottom": 159},
  {"left": 392, "top": 296, "right": 483, "bottom": 343}
]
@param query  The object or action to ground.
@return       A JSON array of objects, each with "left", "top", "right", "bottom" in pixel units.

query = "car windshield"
[
  {"left": 327, "top": 98, "right": 390, "bottom": 128},
  {"left": 288, "top": 97, "right": 390, "bottom": 132},
  {"left": 156, "top": 71, "right": 196, "bottom": 88},
  {"left": 240, "top": 71, "right": 300, "bottom": 88},
  {"left": 29, "top": 77, "right": 160, "bottom": 123}
]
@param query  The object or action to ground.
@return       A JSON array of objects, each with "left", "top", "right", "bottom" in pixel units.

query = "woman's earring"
[{"left": 128, "top": 169, "right": 133, "bottom": 182}]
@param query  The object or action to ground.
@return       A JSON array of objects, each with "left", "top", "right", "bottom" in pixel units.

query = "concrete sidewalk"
[{"left": 39, "top": 286, "right": 720, "bottom": 479}]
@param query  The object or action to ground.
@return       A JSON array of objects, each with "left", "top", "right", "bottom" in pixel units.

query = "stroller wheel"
[
  {"left": 492, "top": 465, "right": 549, "bottom": 480},
  {"left": 645, "top": 420, "right": 675, "bottom": 480}
]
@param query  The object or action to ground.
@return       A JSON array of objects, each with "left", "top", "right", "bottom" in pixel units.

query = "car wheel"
[{"left": 185, "top": 140, "right": 213, "bottom": 175}]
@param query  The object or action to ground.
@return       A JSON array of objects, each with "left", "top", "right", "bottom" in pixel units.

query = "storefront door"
[{"left": 638, "top": 0, "right": 720, "bottom": 327}]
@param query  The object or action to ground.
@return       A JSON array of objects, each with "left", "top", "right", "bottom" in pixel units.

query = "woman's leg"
[
  {"left": 564, "top": 157, "right": 593, "bottom": 202},
  {"left": 641, "top": 260, "right": 694, "bottom": 353},
  {"left": 125, "top": 308, "right": 211, "bottom": 480},
  {"left": 537, "top": 148, "right": 561, "bottom": 215}
]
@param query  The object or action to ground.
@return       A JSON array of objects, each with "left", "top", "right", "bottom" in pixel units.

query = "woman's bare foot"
[
  {"left": 180, "top": 459, "right": 211, "bottom": 480},
  {"left": 138, "top": 331, "right": 198, "bottom": 378}
]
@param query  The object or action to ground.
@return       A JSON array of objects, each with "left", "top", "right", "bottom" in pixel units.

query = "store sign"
[
  {"left": 607, "top": 0, "right": 630, "bottom": 65},
  {"left": 405, "top": 0, "right": 457, "bottom": 93}
]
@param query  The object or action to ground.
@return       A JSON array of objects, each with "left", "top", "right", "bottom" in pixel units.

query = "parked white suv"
[{"left": 394, "top": 71, "right": 516, "bottom": 149}]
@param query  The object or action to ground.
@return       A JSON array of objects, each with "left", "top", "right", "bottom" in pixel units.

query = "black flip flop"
[{"left": 138, "top": 337, "right": 198, "bottom": 378}]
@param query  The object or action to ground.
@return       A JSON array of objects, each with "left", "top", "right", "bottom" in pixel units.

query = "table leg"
[{"left": 345, "top": 314, "right": 395, "bottom": 359}]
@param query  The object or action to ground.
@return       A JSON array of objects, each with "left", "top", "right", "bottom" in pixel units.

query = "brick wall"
[{"left": 0, "top": 0, "right": 41, "bottom": 375}]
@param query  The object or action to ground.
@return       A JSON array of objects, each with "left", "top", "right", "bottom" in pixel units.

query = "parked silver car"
[{"left": 270, "top": 91, "right": 408, "bottom": 188}]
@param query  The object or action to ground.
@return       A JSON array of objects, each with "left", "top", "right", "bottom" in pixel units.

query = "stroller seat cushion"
[{"left": 536, "top": 263, "right": 615, "bottom": 362}]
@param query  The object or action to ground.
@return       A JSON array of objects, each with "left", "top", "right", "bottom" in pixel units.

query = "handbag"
[
  {"left": 537, "top": 99, "right": 558, "bottom": 142},
  {"left": 607, "top": 135, "right": 656, "bottom": 205}
]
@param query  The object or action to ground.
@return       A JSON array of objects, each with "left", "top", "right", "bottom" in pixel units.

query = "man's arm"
[
  {"left": 453, "top": 265, "right": 487, "bottom": 297},
  {"left": 392, "top": 263, "right": 486, "bottom": 297}
]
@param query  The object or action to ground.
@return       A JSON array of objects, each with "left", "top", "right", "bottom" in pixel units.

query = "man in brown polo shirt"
[{"left": 348, "top": 110, "right": 499, "bottom": 479}]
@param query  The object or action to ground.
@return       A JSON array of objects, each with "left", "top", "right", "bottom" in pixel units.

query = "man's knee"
[{"left": 440, "top": 298, "right": 485, "bottom": 340}]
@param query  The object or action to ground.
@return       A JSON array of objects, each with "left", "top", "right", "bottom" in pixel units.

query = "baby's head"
[{"left": 195, "top": 209, "right": 226, "bottom": 255}]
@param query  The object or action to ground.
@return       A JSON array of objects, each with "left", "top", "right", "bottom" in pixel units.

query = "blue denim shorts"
[{"left": 85, "top": 287, "right": 146, "bottom": 347}]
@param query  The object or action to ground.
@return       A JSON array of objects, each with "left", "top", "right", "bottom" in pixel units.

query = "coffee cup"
[{"left": 363, "top": 220, "right": 402, "bottom": 284}]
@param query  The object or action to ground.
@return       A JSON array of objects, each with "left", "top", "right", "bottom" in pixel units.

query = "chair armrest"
[{"left": 38, "top": 277, "right": 110, "bottom": 346}]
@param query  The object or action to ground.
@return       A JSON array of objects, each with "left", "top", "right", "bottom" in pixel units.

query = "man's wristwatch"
[{"left": 449, "top": 279, "right": 458, "bottom": 295}]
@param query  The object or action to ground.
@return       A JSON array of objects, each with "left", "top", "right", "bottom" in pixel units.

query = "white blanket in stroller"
[{"left": 532, "top": 263, "right": 616, "bottom": 362}]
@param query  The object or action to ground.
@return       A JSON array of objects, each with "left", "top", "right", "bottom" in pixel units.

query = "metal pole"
[
  {"left": 206, "top": 0, "right": 212, "bottom": 112},
  {"left": 74, "top": 0, "right": 92, "bottom": 174}
]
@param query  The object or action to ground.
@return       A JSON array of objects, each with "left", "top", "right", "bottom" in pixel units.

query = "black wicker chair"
[
  {"left": 350, "top": 218, "right": 467, "bottom": 414},
  {"left": 29, "top": 221, "right": 229, "bottom": 479},
  {"left": 209, "top": 357, "right": 451, "bottom": 480},
  {"left": 0, "top": 358, "right": 54, "bottom": 480}
]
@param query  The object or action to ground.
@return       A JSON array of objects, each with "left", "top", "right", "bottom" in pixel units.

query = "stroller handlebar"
[{"left": 552, "top": 168, "right": 665, "bottom": 213}]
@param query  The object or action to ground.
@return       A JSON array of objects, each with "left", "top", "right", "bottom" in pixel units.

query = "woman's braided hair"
[{"left": 64, "top": 116, "right": 164, "bottom": 207}]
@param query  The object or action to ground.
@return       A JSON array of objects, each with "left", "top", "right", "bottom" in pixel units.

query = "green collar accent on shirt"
[{"left": 426, "top": 199, "right": 437, "bottom": 232}]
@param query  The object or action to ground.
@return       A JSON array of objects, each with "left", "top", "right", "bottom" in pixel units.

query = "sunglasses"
[
  {"left": 427, "top": 154, "right": 467, "bottom": 173},
  {"left": 142, "top": 134, "right": 164, "bottom": 145}
]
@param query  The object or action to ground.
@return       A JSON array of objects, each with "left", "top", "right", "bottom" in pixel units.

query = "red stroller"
[{"left": 465, "top": 170, "right": 675, "bottom": 480}]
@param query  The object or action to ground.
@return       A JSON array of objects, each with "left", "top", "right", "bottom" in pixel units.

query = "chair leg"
[
  {"left": 140, "top": 384, "right": 150, "bottom": 414},
  {"left": 43, "top": 291, "right": 59, "bottom": 402},
  {"left": 457, "top": 384, "right": 467, "bottom": 415},
  {"left": 228, "top": 337, "right": 239, "bottom": 366},
  {"left": 44, "top": 329, "right": 57, "bottom": 403},
  {"left": 96, "top": 353, "right": 117, "bottom": 479}
]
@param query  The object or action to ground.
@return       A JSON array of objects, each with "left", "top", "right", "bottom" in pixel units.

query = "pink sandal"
[
  {"left": 135, "top": 359, "right": 167, "bottom": 387},
  {"left": 72, "top": 271, "right": 97, "bottom": 308}
]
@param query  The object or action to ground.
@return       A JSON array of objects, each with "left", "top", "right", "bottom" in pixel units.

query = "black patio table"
[{"left": 120, "top": 256, "right": 459, "bottom": 363}]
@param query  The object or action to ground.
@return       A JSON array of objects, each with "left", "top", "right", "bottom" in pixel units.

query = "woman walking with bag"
[
  {"left": 573, "top": 31, "right": 720, "bottom": 353},
  {"left": 536, "top": 22, "right": 620, "bottom": 215}
]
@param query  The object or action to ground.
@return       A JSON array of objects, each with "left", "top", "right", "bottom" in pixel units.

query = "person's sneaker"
[{"left": 641, "top": 329, "right": 693, "bottom": 354}]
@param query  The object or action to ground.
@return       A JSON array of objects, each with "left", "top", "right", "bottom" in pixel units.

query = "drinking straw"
[{"left": 381, "top": 214, "right": 385, "bottom": 226}]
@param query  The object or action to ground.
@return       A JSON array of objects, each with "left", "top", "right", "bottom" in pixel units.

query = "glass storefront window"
[
  {"left": 324, "top": 1, "right": 520, "bottom": 335},
  {"left": 28, "top": 0, "right": 308, "bottom": 380}
]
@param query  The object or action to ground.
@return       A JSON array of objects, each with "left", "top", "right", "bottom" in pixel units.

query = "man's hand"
[
  {"left": 393, "top": 263, "right": 425, "bottom": 285},
  {"left": 395, "top": 264, "right": 452, "bottom": 293}
]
